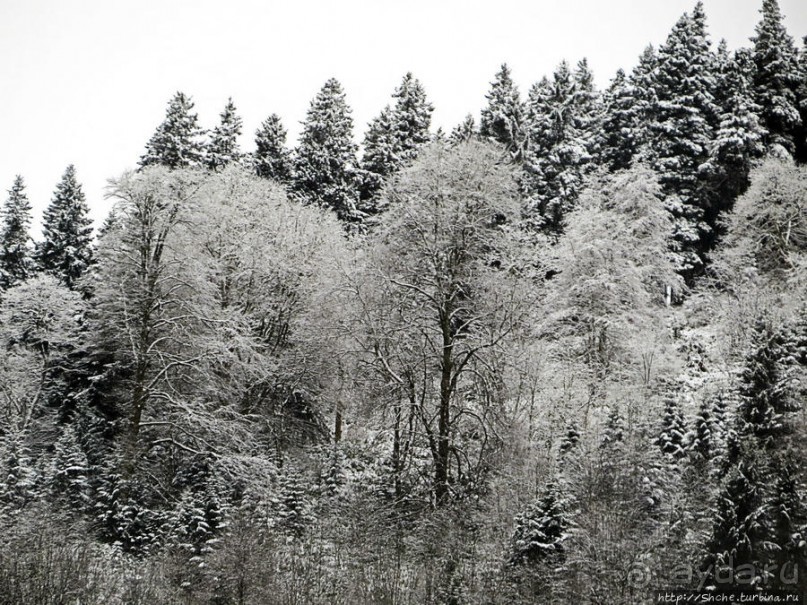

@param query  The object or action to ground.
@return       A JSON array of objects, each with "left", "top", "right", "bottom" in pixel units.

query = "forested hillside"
[{"left": 0, "top": 1, "right": 806, "bottom": 603}]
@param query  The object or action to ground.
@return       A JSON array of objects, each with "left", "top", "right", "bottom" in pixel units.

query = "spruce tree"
[
  {"left": 253, "top": 113, "right": 292, "bottom": 182},
  {"left": 738, "top": 320, "right": 797, "bottom": 445},
  {"left": 139, "top": 92, "right": 205, "bottom": 169},
  {"left": 479, "top": 63, "right": 526, "bottom": 160},
  {"left": 706, "top": 48, "right": 765, "bottom": 207},
  {"left": 48, "top": 426, "right": 90, "bottom": 511},
  {"left": 572, "top": 58, "right": 602, "bottom": 159},
  {"left": 360, "top": 73, "right": 433, "bottom": 202},
  {"left": 449, "top": 114, "right": 477, "bottom": 145},
  {"left": 703, "top": 459, "right": 768, "bottom": 588},
  {"left": 522, "top": 60, "right": 599, "bottom": 232},
  {"left": 600, "top": 406, "right": 624, "bottom": 448},
  {"left": 650, "top": 3, "right": 720, "bottom": 277},
  {"left": 36, "top": 165, "right": 94, "bottom": 289},
  {"left": 751, "top": 0, "right": 802, "bottom": 155},
  {"left": 656, "top": 395, "right": 688, "bottom": 461},
  {"left": 600, "top": 69, "right": 641, "bottom": 171},
  {"left": 690, "top": 398, "right": 714, "bottom": 463},
  {"left": 767, "top": 456, "right": 807, "bottom": 591},
  {"left": 206, "top": 97, "right": 243, "bottom": 171},
  {"left": 797, "top": 36, "right": 807, "bottom": 162},
  {"left": 360, "top": 104, "right": 398, "bottom": 202},
  {"left": 293, "top": 78, "right": 361, "bottom": 227},
  {"left": 390, "top": 72, "right": 433, "bottom": 163},
  {"left": 0, "top": 176, "right": 33, "bottom": 290},
  {"left": 509, "top": 482, "right": 570, "bottom": 567},
  {"left": 558, "top": 423, "right": 580, "bottom": 459},
  {"left": 629, "top": 45, "right": 660, "bottom": 153}
]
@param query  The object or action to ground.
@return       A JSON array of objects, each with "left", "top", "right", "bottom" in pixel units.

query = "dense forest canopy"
[{"left": 1, "top": 1, "right": 806, "bottom": 603}]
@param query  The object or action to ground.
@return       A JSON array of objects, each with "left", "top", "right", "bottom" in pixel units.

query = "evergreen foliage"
[
  {"left": 253, "top": 113, "right": 292, "bottom": 182},
  {"left": 206, "top": 97, "right": 243, "bottom": 171},
  {"left": 479, "top": 63, "right": 526, "bottom": 160},
  {"left": 0, "top": 176, "right": 33, "bottom": 290},
  {"left": 293, "top": 78, "right": 362, "bottom": 227},
  {"left": 139, "top": 92, "right": 205, "bottom": 169},
  {"left": 448, "top": 114, "right": 477, "bottom": 145},
  {"left": 649, "top": 3, "right": 720, "bottom": 277},
  {"left": 738, "top": 320, "right": 797, "bottom": 444},
  {"left": 705, "top": 49, "right": 766, "bottom": 206},
  {"left": 691, "top": 398, "right": 714, "bottom": 462},
  {"left": 522, "top": 59, "right": 601, "bottom": 232},
  {"left": 509, "top": 483, "right": 570, "bottom": 567},
  {"left": 656, "top": 395, "right": 688, "bottom": 461},
  {"left": 36, "top": 165, "right": 94, "bottom": 289},
  {"left": 751, "top": 0, "right": 802, "bottom": 154},
  {"left": 360, "top": 73, "right": 433, "bottom": 203}
]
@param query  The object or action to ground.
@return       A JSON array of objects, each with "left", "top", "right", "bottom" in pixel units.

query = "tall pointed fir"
[
  {"left": 390, "top": 72, "right": 433, "bottom": 162},
  {"left": 479, "top": 63, "right": 526, "bottom": 161},
  {"left": 600, "top": 69, "right": 640, "bottom": 171},
  {"left": 449, "top": 114, "right": 477, "bottom": 145},
  {"left": 36, "top": 165, "right": 94, "bottom": 289},
  {"left": 655, "top": 395, "right": 688, "bottom": 462},
  {"left": 360, "top": 73, "right": 433, "bottom": 203},
  {"left": 649, "top": 3, "right": 720, "bottom": 278},
  {"left": 600, "top": 46, "right": 661, "bottom": 171},
  {"left": 522, "top": 59, "right": 599, "bottom": 232},
  {"left": 139, "top": 92, "right": 205, "bottom": 169},
  {"left": 509, "top": 482, "right": 570, "bottom": 568},
  {"left": 360, "top": 105, "right": 397, "bottom": 204},
  {"left": 253, "top": 114, "right": 292, "bottom": 183},
  {"left": 206, "top": 97, "right": 243, "bottom": 171},
  {"left": 704, "top": 47, "right": 765, "bottom": 210},
  {"left": 751, "top": 0, "right": 802, "bottom": 156},
  {"left": 737, "top": 320, "right": 797, "bottom": 445},
  {"left": 797, "top": 37, "right": 807, "bottom": 162},
  {"left": 0, "top": 176, "right": 33, "bottom": 290},
  {"left": 292, "top": 78, "right": 362, "bottom": 228}
]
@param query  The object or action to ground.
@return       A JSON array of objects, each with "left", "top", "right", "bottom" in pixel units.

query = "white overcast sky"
[{"left": 1, "top": 0, "right": 805, "bottom": 232}]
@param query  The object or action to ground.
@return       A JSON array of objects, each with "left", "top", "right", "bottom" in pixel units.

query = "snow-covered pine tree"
[
  {"left": 0, "top": 434, "right": 40, "bottom": 517},
  {"left": 390, "top": 72, "right": 433, "bottom": 164},
  {"left": 139, "top": 92, "right": 205, "bottom": 169},
  {"left": 48, "top": 425, "right": 91, "bottom": 511},
  {"left": 703, "top": 459, "right": 768, "bottom": 589},
  {"left": 629, "top": 44, "right": 660, "bottom": 159},
  {"left": 796, "top": 36, "right": 807, "bottom": 162},
  {"left": 600, "top": 406, "right": 624, "bottom": 448},
  {"left": 522, "top": 60, "right": 598, "bottom": 232},
  {"left": 275, "top": 467, "right": 313, "bottom": 538},
  {"left": 36, "top": 165, "right": 94, "bottom": 289},
  {"left": 738, "top": 320, "right": 797, "bottom": 445},
  {"left": 786, "top": 306, "right": 807, "bottom": 366},
  {"left": 655, "top": 395, "right": 688, "bottom": 461},
  {"left": 360, "top": 104, "right": 398, "bottom": 203},
  {"left": 704, "top": 46, "right": 766, "bottom": 210},
  {"left": 448, "top": 114, "right": 477, "bottom": 145},
  {"left": 600, "top": 69, "right": 641, "bottom": 171},
  {"left": 650, "top": 3, "right": 720, "bottom": 278},
  {"left": 690, "top": 398, "right": 714, "bottom": 463},
  {"left": 751, "top": 0, "right": 802, "bottom": 155},
  {"left": 572, "top": 58, "right": 602, "bottom": 160},
  {"left": 253, "top": 113, "right": 292, "bottom": 182},
  {"left": 360, "top": 73, "right": 433, "bottom": 203},
  {"left": 767, "top": 456, "right": 807, "bottom": 591},
  {"left": 509, "top": 482, "right": 570, "bottom": 567},
  {"left": 0, "top": 176, "right": 33, "bottom": 290},
  {"left": 206, "top": 97, "right": 243, "bottom": 171},
  {"left": 292, "top": 78, "right": 362, "bottom": 228},
  {"left": 558, "top": 423, "right": 581, "bottom": 459},
  {"left": 479, "top": 63, "right": 526, "bottom": 160}
]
